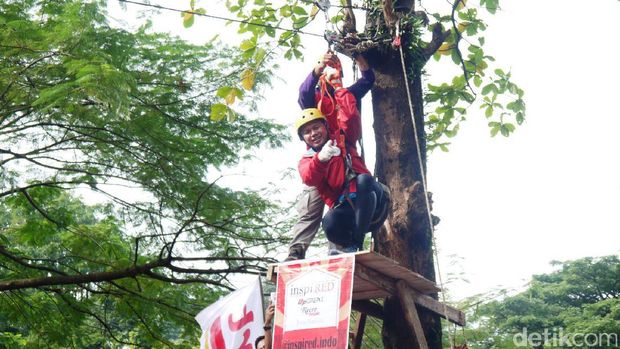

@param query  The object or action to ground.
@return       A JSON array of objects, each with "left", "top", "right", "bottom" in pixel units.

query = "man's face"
[
  {"left": 257, "top": 339, "right": 265, "bottom": 349},
  {"left": 300, "top": 119, "right": 328, "bottom": 149}
]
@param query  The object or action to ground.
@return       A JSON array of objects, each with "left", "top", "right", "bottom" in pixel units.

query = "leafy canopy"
[
  {"left": 178, "top": 0, "right": 525, "bottom": 151},
  {"left": 1, "top": 0, "right": 289, "bottom": 347},
  {"left": 454, "top": 256, "right": 620, "bottom": 349}
]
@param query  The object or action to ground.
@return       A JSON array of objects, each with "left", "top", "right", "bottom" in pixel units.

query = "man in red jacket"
[{"left": 296, "top": 102, "right": 388, "bottom": 253}]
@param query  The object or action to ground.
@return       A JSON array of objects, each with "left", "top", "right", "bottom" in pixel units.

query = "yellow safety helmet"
[{"left": 295, "top": 108, "right": 327, "bottom": 140}]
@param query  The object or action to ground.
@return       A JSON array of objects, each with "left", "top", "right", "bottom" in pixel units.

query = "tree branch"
[
  {"left": 0, "top": 245, "right": 68, "bottom": 276},
  {"left": 0, "top": 259, "right": 167, "bottom": 291},
  {"left": 450, "top": 0, "right": 476, "bottom": 95},
  {"left": 421, "top": 23, "right": 452, "bottom": 63}
]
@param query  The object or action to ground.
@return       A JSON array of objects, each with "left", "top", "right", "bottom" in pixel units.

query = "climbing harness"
[{"left": 395, "top": 17, "right": 461, "bottom": 349}]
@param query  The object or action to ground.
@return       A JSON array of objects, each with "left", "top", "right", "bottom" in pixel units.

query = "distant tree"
[
  {"left": 1, "top": 1, "right": 287, "bottom": 347},
  {"left": 455, "top": 256, "right": 620, "bottom": 349}
]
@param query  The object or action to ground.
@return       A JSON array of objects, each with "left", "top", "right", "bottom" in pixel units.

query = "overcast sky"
[{"left": 109, "top": 0, "right": 620, "bottom": 300}]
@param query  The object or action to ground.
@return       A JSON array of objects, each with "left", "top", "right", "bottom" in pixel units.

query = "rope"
[
  {"left": 395, "top": 19, "right": 457, "bottom": 349},
  {"left": 352, "top": 60, "right": 366, "bottom": 162}
]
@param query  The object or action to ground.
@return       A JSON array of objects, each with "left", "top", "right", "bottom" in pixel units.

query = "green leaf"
[
  {"left": 227, "top": 108, "right": 238, "bottom": 122},
  {"left": 284, "top": 49, "right": 293, "bottom": 60},
  {"left": 292, "top": 16, "right": 309, "bottom": 29},
  {"left": 485, "top": 106, "right": 493, "bottom": 117},
  {"left": 242, "top": 47, "right": 256, "bottom": 59},
  {"left": 240, "top": 38, "right": 256, "bottom": 51},
  {"left": 182, "top": 12, "right": 195, "bottom": 28},
  {"left": 490, "top": 125, "right": 499, "bottom": 137},
  {"left": 330, "top": 14, "right": 344, "bottom": 24},
  {"left": 292, "top": 6, "right": 307, "bottom": 15},
  {"left": 254, "top": 48, "right": 267, "bottom": 64},
  {"left": 279, "top": 30, "right": 293, "bottom": 42},
  {"left": 451, "top": 49, "right": 461, "bottom": 65},
  {"left": 481, "top": 83, "right": 495, "bottom": 95},
  {"left": 279, "top": 5, "right": 292, "bottom": 17},
  {"left": 216, "top": 86, "right": 233, "bottom": 99},
  {"left": 210, "top": 103, "right": 228, "bottom": 121},
  {"left": 500, "top": 124, "right": 510, "bottom": 136}
]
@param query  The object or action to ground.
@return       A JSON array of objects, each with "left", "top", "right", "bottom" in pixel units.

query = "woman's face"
[{"left": 301, "top": 119, "right": 328, "bottom": 149}]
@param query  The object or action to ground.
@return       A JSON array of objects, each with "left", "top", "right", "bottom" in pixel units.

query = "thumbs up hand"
[{"left": 318, "top": 139, "right": 341, "bottom": 162}]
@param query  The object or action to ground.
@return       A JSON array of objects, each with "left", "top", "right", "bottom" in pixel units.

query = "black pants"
[{"left": 322, "top": 174, "right": 387, "bottom": 248}]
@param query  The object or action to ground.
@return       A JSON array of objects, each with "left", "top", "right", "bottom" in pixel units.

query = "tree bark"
[{"left": 370, "top": 47, "right": 442, "bottom": 349}]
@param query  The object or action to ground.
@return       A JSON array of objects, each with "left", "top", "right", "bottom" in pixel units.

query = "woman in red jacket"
[{"left": 296, "top": 106, "right": 388, "bottom": 253}]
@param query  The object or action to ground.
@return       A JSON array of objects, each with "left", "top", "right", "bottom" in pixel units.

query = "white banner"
[{"left": 195, "top": 277, "right": 264, "bottom": 349}]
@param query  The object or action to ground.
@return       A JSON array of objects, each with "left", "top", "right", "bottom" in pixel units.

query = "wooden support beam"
[
  {"left": 396, "top": 280, "right": 429, "bottom": 349},
  {"left": 415, "top": 293, "right": 466, "bottom": 327},
  {"left": 351, "top": 300, "right": 384, "bottom": 319},
  {"left": 355, "top": 263, "right": 465, "bottom": 326},
  {"left": 351, "top": 312, "right": 367, "bottom": 349},
  {"left": 356, "top": 263, "right": 396, "bottom": 293}
]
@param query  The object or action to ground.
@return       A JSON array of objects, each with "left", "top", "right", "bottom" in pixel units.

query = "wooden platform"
[
  {"left": 266, "top": 251, "right": 465, "bottom": 326},
  {"left": 352, "top": 251, "right": 439, "bottom": 299}
]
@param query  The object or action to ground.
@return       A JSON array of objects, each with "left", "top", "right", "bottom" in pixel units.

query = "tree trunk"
[{"left": 370, "top": 47, "right": 442, "bottom": 349}]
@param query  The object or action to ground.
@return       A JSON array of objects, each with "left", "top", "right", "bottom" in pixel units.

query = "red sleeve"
[
  {"left": 334, "top": 89, "right": 361, "bottom": 143},
  {"left": 298, "top": 155, "right": 328, "bottom": 187}
]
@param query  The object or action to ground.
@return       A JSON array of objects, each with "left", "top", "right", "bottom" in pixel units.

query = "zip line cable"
[
  {"left": 395, "top": 19, "right": 458, "bottom": 348},
  {"left": 299, "top": 0, "right": 371, "bottom": 10},
  {"left": 118, "top": 0, "right": 324, "bottom": 38}
]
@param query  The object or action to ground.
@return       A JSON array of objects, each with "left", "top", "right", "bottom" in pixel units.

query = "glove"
[
  {"left": 313, "top": 51, "right": 336, "bottom": 76},
  {"left": 323, "top": 66, "right": 342, "bottom": 89},
  {"left": 318, "top": 139, "right": 341, "bottom": 162}
]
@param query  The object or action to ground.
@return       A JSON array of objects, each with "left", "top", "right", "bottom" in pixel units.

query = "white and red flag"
[{"left": 195, "top": 277, "right": 264, "bottom": 349}]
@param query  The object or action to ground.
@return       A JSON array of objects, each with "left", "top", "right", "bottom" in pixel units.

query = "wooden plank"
[
  {"left": 268, "top": 252, "right": 438, "bottom": 294},
  {"left": 396, "top": 280, "right": 429, "bottom": 349},
  {"left": 354, "top": 252, "right": 439, "bottom": 294},
  {"left": 414, "top": 294, "right": 466, "bottom": 327},
  {"left": 352, "top": 313, "right": 367, "bottom": 349},
  {"left": 351, "top": 277, "right": 378, "bottom": 292},
  {"left": 351, "top": 300, "right": 384, "bottom": 319},
  {"left": 266, "top": 253, "right": 465, "bottom": 326}
]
